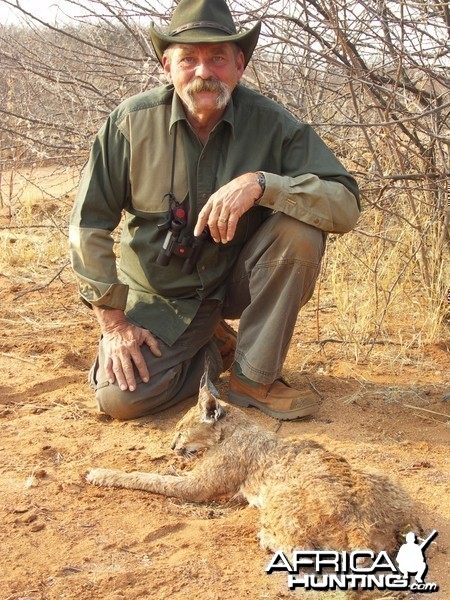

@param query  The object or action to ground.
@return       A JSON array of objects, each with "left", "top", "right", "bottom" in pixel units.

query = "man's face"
[{"left": 163, "top": 43, "right": 245, "bottom": 117}]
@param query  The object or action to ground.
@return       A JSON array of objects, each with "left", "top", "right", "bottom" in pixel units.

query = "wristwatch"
[{"left": 255, "top": 171, "right": 266, "bottom": 203}]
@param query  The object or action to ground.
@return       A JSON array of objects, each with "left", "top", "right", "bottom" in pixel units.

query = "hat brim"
[{"left": 150, "top": 21, "right": 261, "bottom": 67}]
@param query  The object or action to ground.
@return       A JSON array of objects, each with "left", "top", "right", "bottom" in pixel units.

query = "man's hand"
[
  {"left": 94, "top": 307, "right": 161, "bottom": 392},
  {"left": 194, "top": 172, "right": 262, "bottom": 243}
]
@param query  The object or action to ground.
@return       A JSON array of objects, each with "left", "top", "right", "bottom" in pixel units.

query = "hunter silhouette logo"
[
  {"left": 396, "top": 530, "right": 437, "bottom": 586},
  {"left": 266, "top": 530, "right": 439, "bottom": 593}
]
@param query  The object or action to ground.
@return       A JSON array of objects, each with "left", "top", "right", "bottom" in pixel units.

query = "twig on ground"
[
  {"left": 401, "top": 403, "right": 450, "bottom": 418},
  {"left": 0, "top": 352, "right": 36, "bottom": 364},
  {"left": 13, "top": 261, "right": 70, "bottom": 300}
]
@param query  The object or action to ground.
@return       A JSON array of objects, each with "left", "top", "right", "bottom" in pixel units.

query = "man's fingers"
[
  {"left": 116, "top": 344, "right": 153, "bottom": 390},
  {"left": 195, "top": 203, "right": 230, "bottom": 243},
  {"left": 195, "top": 173, "right": 259, "bottom": 240},
  {"left": 144, "top": 333, "right": 162, "bottom": 357},
  {"left": 113, "top": 352, "right": 138, "bottom": 391},
  {"left": 211, "top": 212, "right": 239, "bottom": 243},
  {"left": 194, "top": 205, "right": 211, "bottom": 237},
  {"left": 208, "top": 219, "right": 221, "bottom": 243},
  {"left": 104, "top": 342, "right": 151, "bottom": 391},
  {"left": 225, "top": 213, "right": 239, "bottom": 242},
  {"left": 105, "top": 357, "right": 115, "bottom": 385},
  {"left": 129, "top": 346, "right": 150, "bottom": 386},
  {"left": 206, "top": 209, "right": 227, "bottom": 243}
]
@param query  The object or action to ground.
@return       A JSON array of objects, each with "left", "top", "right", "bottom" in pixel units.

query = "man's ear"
[
  {"left": 236, "top": 49, "right": 245, "bottom": 80},
  {"left": 199, "top": 393, "right": 226, "bottom": 423}
]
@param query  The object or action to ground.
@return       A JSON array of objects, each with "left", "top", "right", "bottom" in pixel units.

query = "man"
[{"left": 69, "top": 0, "right": 360, "bottom": 421}]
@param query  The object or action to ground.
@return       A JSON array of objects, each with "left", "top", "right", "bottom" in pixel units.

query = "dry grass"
[
  {"left": 318, "top": 191, "right": 449, "bottom": 357},
  {"left": 0, "top": 165, "right": 78, "bottom": 275}
]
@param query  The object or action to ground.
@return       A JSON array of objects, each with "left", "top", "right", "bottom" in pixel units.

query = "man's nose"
[{"left": 195, "top": 60, "right": 212, "bottom": 79}]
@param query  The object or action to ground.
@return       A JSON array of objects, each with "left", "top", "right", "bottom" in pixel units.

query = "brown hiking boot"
[
  {"left": 212, "top": 320, "right": 237, "bottom": 372},
  {"left": 228, "top": 371, "right": 319, "bottom": 420}
]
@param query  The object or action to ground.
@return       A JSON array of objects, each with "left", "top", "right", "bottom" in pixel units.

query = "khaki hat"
[{"left": 150, "top": 0, "right": 261, "bottom": 67}]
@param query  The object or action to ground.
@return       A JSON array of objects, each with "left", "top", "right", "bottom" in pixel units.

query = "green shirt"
[{"left": 69, "top": 84, "right": 360, "bottom": 345}]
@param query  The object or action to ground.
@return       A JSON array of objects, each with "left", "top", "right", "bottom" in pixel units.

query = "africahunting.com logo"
[{"left": 266, "top": 530, "right": 439, "bottom": 593}]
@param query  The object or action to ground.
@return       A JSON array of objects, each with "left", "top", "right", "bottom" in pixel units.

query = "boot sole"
[{"left": 228, "top": 390, "right": 319, "bottom": 421}]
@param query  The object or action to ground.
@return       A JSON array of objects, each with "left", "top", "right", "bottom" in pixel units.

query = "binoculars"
[{"left": 156, "top": 218, "right": 209, "bottom": 274}]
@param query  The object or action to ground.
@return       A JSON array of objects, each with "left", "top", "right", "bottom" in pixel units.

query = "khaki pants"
[{"left": 93, "top": 213, "right": 326, "bottom": 419}]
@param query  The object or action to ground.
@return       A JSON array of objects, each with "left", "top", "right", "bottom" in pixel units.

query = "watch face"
[
  {"left": 258, "top": 172, "right": 266, "bottom": 191},
  {"left": 255, "top": 172, "right": 265, "bottom": 203}
]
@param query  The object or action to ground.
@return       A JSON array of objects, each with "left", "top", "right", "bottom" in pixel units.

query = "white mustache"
[
  {"left": 184, "top": 77, "right": 231, "bottom": 109},
  {"left": 186, "top": 77, "right": 228, "bottom": 95}
]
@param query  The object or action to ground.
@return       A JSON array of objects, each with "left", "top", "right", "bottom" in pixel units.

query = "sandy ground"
[{"left": 1, "top": 252, "right": 449, "bottom": 599}]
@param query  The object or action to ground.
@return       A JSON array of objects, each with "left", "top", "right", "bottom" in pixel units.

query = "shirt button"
[
  {"left": 202, "top": 193, "right": 208, "bottom": 200},
  {"left": 200, "top": 265, "right": 206, "bottom": 271}
]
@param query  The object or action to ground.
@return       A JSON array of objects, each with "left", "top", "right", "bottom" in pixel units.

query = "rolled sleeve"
[
  {"left": 260, "top": 171, "right": 360, "bottom": 234},
  {"left": 69, "top": 225, "right": 129, "bottom": 309}
]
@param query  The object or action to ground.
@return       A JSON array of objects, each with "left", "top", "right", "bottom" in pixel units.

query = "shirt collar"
[{"left": 169, "top": 90, "right": 187, "bottom": 131}]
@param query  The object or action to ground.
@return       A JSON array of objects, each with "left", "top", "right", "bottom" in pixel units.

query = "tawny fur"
[{"left": 87, "top": 394, "right": 420, "bottom": 553}]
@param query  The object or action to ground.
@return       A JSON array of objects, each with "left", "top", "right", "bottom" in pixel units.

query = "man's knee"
[
  {"left": 265, "top": 213, "right": 326, "bottom": 264},
  {"left": 94, "top": 360, "right": 184, "bottom": 420},
  {"left": 95, "top": 381, "right": 167, "bottom": 420}
]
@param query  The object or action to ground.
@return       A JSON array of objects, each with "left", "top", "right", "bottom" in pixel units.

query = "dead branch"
[{"left": 13, "top": 261, "right": 71, "bottom": 300}]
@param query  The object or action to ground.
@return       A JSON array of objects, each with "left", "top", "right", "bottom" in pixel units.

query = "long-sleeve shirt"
[{"left": 69, "top": 83, "right": 360, "bottom": 345}]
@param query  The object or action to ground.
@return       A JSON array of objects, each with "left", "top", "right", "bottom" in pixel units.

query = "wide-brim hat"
[{"left": 150, "top": 0, "right": 261, "bottom": 68}]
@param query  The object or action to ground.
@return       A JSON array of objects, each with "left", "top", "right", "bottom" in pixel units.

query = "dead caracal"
[{"left": 87, "top": 370, "right": 420, "bottom": 553}]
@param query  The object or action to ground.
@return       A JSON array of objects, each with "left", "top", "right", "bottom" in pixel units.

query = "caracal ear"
[
  {"left": 198, "top": 357, "right": 226, "bottom": 422},
  {"left": 199, "top": 392, "right": 226, "bottom": 423}
]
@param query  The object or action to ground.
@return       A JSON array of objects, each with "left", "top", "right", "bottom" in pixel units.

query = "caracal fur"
[{"left": 87, "top": 378, "right": 420, "bottom": 553}]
